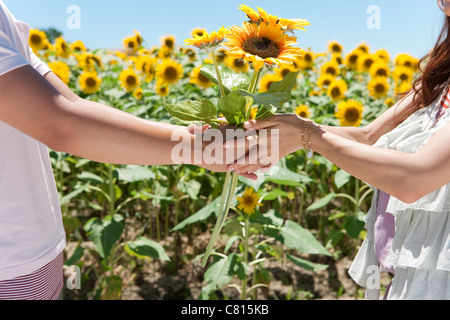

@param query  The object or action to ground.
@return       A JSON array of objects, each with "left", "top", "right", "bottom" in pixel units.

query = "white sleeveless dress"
[{"left": 348, "top": 91, "right": 450, "bottom": 300}]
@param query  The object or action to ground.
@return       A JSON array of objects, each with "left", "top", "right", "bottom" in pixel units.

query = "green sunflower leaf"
[
  {"left": 200, "top": 64, "right": 250, "bottom": 94},
  {"left": 164, "top": 99, "right": 218, "bottom": 123},
  {"left": 239, "top": 71, "right": 300, "bottom": 119},
  {"left": 217, "top": 92, "right": 247, "bottom": 125}
]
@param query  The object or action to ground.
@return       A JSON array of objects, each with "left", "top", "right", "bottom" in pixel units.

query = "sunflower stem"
[
  {"left": 211, "top": 51, "right": 226, "bottom": 98},
  {"left": 241, "top": 215, "right": 250, "bottom": 300},
  {"left": 245, "top": 68, "right": 262, "bottom": 120},
  {"left": 201, "top": 171, "right": 232, "bottom": 267}
]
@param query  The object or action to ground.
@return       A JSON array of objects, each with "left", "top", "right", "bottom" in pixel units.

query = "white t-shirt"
[{"left": 0, "top": 0, "right": 66, "bottom": 280}]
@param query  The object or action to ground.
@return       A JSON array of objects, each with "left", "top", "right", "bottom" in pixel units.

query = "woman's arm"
[
  {"left": 0, "top": 65, "right": 234, "bottom": 173},
  {"left": 319, "top": 92, "right": 415, "bottom": 145},
  {"left": 230, "top": 113, "right": 450, "bottom": 204}
]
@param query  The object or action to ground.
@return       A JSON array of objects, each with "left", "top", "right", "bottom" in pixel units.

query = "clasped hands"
[{"left": 188, "top": 114, "right": 307, "bottom": 180}]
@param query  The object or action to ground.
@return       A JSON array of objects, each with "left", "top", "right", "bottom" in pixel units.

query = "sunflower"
[
  {"left": 276, "top": 63, "right": 298, "bottom": 78},
  {"left": 190, "top": 66, "right": 213, "bottom": 89},
  {"left": 375, "top": 49, "right": 390, "bottom": 63},
  {"left": 357, "top": 53, "right": 376, "bottom": 73},
  {"left": 119, "top": 68, "right": 141, "bottom": 93},
  {"left": 331, "top": 53, "right": 343, "bottom": 66},
  {"left": 345, "top": 49, "right": 363, "bottom": 71},
  {"left": 327, "top": 79, "right": 348, "bottom": 101},
  {"left": 133, "top": 87, "right": 143, "bottom": 100},
  {"left": 48, "top": 61, "right": 71, "bottom": 85},
  {"left": 237, "top": 187, "right": 262, "bottom": 215},
  {"left": 76, "top": 53, "right": 102, "bottom": 72},
  {"left": 335, "top": 100, "right": 364, "bottom": 127},
  {"left": 155, "top": 59, "right": 184, "bottom": 86},
  {"left": 259, "top": 73, "right": 283, "bottom": 92},
  {"left": 225, "top": 21, "right": 304, "bottom": 71},
  {"left": 134, "top": 55, "right": 157, "bottom": 73},
  {"left": 143, "top": 60, "right": 157, "bottom": 83},
  {"left": 70, "top": 40, "right": 87, "bottom": 52},
  {"left": 160, "top": 35, "right": 176, "bottom": 50},
  {"left": 369, "top": 60, "right": 390, "bottom": 79},
  {"left": 293, "top": 51, "right": 314, "bottom": 70},
  {"left": 134, "top": 30, "right": 143, "bottom": 46},
  {"left": 317, "top": 74, "right": 335, "bottom": 90},
  {"left": 156, "top": 84, "right": 170, "bottom": 97},
  {"left": 191, "top": 28, "right": 207, "bottom": 38},
  {"left": 368, "top": 77, "right": 389, "bottom": 99},
  {"left": 385, "top": 97, "right": 395, "bottom": 107},
  {"left": 328, "top": 41, "right": 343, "bottom": 54},
  {"left": 123, "top": 36, "right": 139, "bottom": 53},
  {"left": 393, "top": 66, "right": 413, "bottom": 84},
  {"left": 395, "top": 53, "right": 419, "bottom": 71},
  {"left": 215, "top": 48, "right": 228, "bottom": 63},
  {"left": 395, "top": 81, "right": 412, "bottom": 96},
  {"left": 185, "top": 27, "right": 230, "bottom": 51},
  {"left": 28, "top": 29, "right": 48, "bottom": 52},
  {"left": 295, "top": 104, "right": 311, "bottom": 118},
  {"left": 79, "top": 71, "right": 102, "bottom": 94},
  {"left": 320, "top": 61, "right": 340, "bottom": 77},
  {"left": 158, "top": 45, "right": 173, "bottom": 60},
  {"left": 184, "top": 48, "right": 197, "bottom": 62},
  {"left": 225, "top": 56, "right": 249, "bottom": 73},
  {"left": 55, "top": 36, "right": 70, "bottom": 59},
  {"left": 238, "top": 5, "right": 310, "bottom": 32},
  {"left": 238, "top": 4, "right": 260, "bottom": 21},
  {"left": 357, "top": 42, "right": 370, "bottom": 54}
]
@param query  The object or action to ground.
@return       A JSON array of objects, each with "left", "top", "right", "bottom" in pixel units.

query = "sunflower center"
[
  {"left": 400, "top": 73, "right": 409, "bottom": 81},
  {"left": 128, "top": 41, "right": 135, "bottom": 49},
  {"left": 126, "top": 75, "right": 137, "bottom": 86},
  {"left": 326, "top": 67, "right": 337, "bottom": 76},
  {"left": 61, "top": 42, "right": 69, "bottom": 52},
  {"left": 364, "top": 58, "right": 374, "bottom": 69},
  {"left": 281, "top": 68, "right": 290, "bottom": 77},
  {"left": 30, "top": 34, "right": 42, "bottom": 45},
  {"left": 198, "top": 73, "right": 210, "bottom": 84},
  {"left": 86, "top": 77, "right": 97, "bottom": 88},
  {"left": 331, "top": 87, "right": 341, "bottom": 97},
  {"left": 233, "top": 59, "right": 246, "bottom": 68},
  {"left": 345, "top": 107, "right": 360, "bottom": 122},
  {"left": 375, "top": 83, "right": 386, "bottom": 93},
  {"left": 165, "top": 39, "right": 174, "bottom": 48},
  {"left": 243, "top": 196, "right": 255, "bottom": 206},
  {"left": 349, "top": 54, "right": 358, "bottom": 64},
  {"left": 376, "top": 69, "right": 387, "bottom": 77},
  {"left": 332, "top": 44, "right": 341, "bottom": 52},
  {"left": 304, "top": 53, "right": 312, "bottom": 62},
  {"left": 242, "top": 37, "right": 280, "bottom": 59},
  {"left": 164, "top": 66, "right": 178, "bottom": 80},
  {"left": 299, "top": 111, "right": 308, "bottom": 118},
  {"left": 158, "top": 86, "right": 168, "bottom": 95}
]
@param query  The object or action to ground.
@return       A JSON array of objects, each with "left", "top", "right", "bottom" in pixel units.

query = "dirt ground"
[{"left": 64, "top": 234, "right": 391, "bottom": 300}]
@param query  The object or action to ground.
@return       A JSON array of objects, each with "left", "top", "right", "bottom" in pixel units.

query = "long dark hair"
[{"left": 401, "top": 15, "right": 450, "bottom": 123}]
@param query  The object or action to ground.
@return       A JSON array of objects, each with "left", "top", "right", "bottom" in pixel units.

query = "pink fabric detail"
[{"left": 374, "top": 190, "right": 395, "bottom": 274}]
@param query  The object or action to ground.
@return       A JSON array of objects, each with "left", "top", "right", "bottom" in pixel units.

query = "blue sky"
[{"left": 3, "top": 0, "right": 444, "bottom": 59}]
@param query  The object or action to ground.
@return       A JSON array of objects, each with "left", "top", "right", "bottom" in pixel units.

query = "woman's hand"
[
  {"left": 227, "top": 114, "right": 312, "bottom": 174},
  {"left": 187, "top": 122, "right": 260, "bottom": 180}
]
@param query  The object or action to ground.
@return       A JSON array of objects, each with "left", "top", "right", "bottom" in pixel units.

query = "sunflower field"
[{"left": 28, "top": 5, "right": 419, "bottom": 300}]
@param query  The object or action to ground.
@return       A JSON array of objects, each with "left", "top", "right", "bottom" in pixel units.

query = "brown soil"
[{"left": 63, "top": 235, "right": 392, "bottom": 300}]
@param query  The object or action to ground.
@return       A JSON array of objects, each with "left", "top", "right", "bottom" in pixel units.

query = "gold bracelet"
[{"left": 300, "top": 120, "right": 321, "bottom": 159}]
